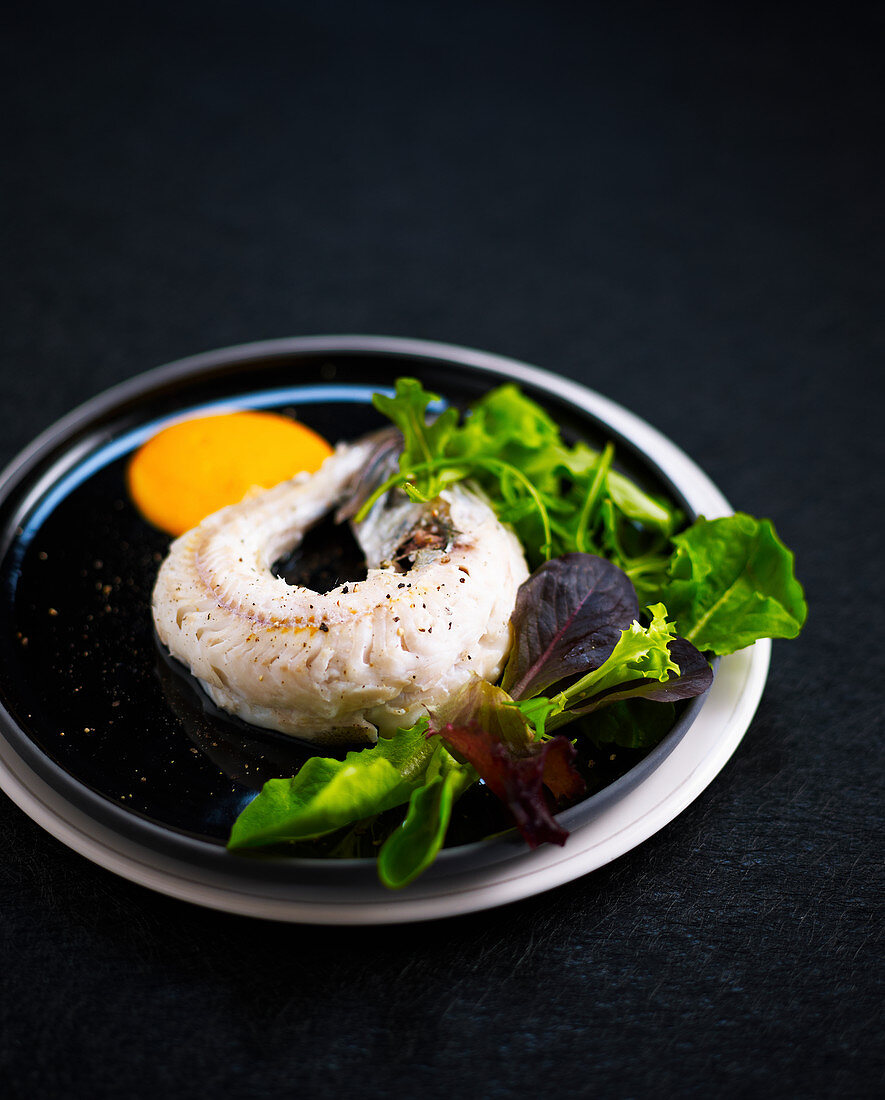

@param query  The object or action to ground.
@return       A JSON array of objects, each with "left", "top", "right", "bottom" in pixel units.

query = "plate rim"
[{"left": 0, "top": 334, "right": 771, "bottom": 922}]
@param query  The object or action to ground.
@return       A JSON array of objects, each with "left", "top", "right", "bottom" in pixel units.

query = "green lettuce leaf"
[
  {"left": 584, "top": 699, "right": 678, "bottom": 750},
  {"left": 376, "top": 742, "right": 476, "bottom": 889},
  {"left": 664, "top": 513, "right": 807, "bottom": 654},
  {"left": 227, "top": 719, "right": 434, "bottom": 849}
]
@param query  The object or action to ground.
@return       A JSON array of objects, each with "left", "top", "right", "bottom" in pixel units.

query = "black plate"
[{"left": 0, "top": 337, "right": 705, "bottom": 889}]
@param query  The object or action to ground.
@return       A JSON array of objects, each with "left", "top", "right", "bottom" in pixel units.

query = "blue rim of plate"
[{"left": 0, "top": 336, "right": 768, "bottom": 920}]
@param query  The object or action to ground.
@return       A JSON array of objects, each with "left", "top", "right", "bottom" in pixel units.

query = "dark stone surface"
[{"left": 1, "top": 2, "right": 882, "bottom": 1096}]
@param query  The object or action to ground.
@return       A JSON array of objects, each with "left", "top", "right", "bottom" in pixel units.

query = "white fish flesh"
[{"left": 151, "top": 438, "right": 529, "bottom": 743}]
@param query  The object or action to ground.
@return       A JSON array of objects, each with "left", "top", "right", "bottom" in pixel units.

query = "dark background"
[{"left": 2, "top": 2, "right": 882, "bottom": 1097}]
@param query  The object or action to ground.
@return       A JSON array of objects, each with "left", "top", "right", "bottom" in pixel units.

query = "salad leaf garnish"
[
  {"left": 522, "top": 602, "right": 713, "bottom": 734},
  {"left": 225, "top": 379, "right": 806, "bottom": 888},
  {"left": 502, "top": 553, "right": 640, "bottom": 700},
  {"left": 433, "top": 676, "right": 534, "bottom": 745},
  {"left": 376, "top": 742, "right": 475, "bottom": 889},
  {"left": 558, "top": 603, "right": 683, "bottom": 702},
  {"left": 368, "top": 380, "right": 681, "bottom": 571},
  {"left": 509, "top": 696, "right": 559, "bottom": 739},
  {"left": 227, "top": 718, "right": 434, "bottom": 849},
  {"left": 427, "top": 677, "right": 586, "bottom": 848},
  {"left": 226, "top": 562, "right": 713, "bottom": 874},
  {"left": 606, "top": 467, "right": 675, "bottom": 532},
  {"left": 664, "top": 514, "right": 807, "bottom": 655},
  {"left": 435, "top": 722, "right": 585, "bottom": 848},
  {"left": 619, "top": 635, "right": 716, "bottom": 702},
  {"left": 367, "top": 383, "right": 807, "bottom": 660},
  {"left": 583, "top": 699, "right": 678, "bottom": 750},
  {"left": 551, "top": 637, "right": 714, "bottom": 720},
  {"left": 372, "top": 379, "right": 460, "bottom": 501}
]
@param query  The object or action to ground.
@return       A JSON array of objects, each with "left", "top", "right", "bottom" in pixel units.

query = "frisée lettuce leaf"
[{"left": 532, "top": 602, "right": 714, "bottom": 734}]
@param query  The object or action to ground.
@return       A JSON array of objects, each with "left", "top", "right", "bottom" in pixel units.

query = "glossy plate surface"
[{"left": 0, "top": 336, "right": 769, "bottom": 923}]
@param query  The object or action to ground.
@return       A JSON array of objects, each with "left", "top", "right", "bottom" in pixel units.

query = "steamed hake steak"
[{"left": 151, "top": 439, "right": 529, "bottom": 743}]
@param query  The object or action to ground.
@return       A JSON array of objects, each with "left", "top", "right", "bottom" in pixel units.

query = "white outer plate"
[{"left": 0, "top": 336, "right": 770, "bottom": 923}]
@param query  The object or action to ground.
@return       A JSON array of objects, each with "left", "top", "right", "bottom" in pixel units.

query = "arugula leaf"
[
  {"left": 376, "top": 742, "right": 475, "bottom": 889},
  {"left": 510, "top": 696, "right": 559, "bottom": 739},
  {"left": 369, "top": 379, "right": 683, "bottom": 572},
  {"left": 372, "top": 379, "right": 459, "bottom": 500},
  {"left": 607, "top": 471, "right": 676, "bottom": 533},
  {"left": 664, "top": 514, "right": 807, "bottom": 654},
  {"left": 227, "top": 719, "right": 434, "bottom": 849},
  {"left": 550, "top": 442, "right": 676, "bottom": 534},
  {"left": 502, "top": 553, "right": 640, "bottom": 700}
]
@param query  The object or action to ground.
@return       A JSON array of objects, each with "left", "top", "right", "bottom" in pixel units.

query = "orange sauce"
[{"left": 127, "top": 410, "right": 334, "bottom": 536}]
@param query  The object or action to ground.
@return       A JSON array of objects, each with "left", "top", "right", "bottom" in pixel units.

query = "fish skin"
[{"left": 151, "top": 440, "right": 529, "bottom": 743}]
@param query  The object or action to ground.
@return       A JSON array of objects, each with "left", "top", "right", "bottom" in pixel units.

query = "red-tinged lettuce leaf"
[
  {"left": 433, "top": 678, "right": 582, "bottom": 799},
  {"left": 432, "top": 677, "right": 534, "bottom": 752},
  {"left": 538, "top": 736, "right": 587, "bottom": 802},
  {"left": 502, "top": 553, "right": 640, "bottom": 700},
  {"left": 434, "top": 720, "right": 586, "bottom": 849}
]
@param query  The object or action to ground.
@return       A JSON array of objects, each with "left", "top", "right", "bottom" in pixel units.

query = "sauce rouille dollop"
[{"left": 127, "top": 411, "right": 334, "bottom": 536}]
